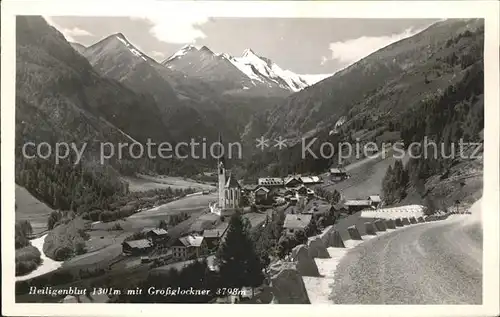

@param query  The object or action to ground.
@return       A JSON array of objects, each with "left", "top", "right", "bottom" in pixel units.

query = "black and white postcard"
[{"left": 2, "top": 1, "right": 499, "bottom": 316}]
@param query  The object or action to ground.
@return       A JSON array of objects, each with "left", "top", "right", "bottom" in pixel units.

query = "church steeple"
[
  {"left": 217, "top": 132, "right": 225, "bottom": 172},
  {"left": 217, "top": 132, "right": 226, "bottom": 209}
]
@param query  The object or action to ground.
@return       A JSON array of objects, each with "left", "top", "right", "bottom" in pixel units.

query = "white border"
[{"left": 2, "top": 1, "right": 499, "bottom": 316}]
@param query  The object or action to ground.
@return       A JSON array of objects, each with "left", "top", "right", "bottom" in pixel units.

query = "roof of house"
[
  {"left": 368, "top": 195, "right": 382, "bottom": 203},
  {"left": 258, "top": 177, "right": 284, "bottom": 186},
  {"left": 344, "top": 199, "right": 372, "bottom": 206},
  {"left": 283, "top": 214, "right": 312, "bottom": 229},
  {"left": 123, "top": 239, "right": 152, "bottom": 249},
  {"left": 203, "top": 223, "right": 229, "bottom": 239},
  {"left": 225, "top": 173, "right": 241, "bottom": 188},
  {"left": 178, "top": 235, "right": 205, "bottom": 247},
  {"left": 284, "top": 175, "right": 303, "bottom": 185},
  {"left": 330, "top": 167, "right": 347, "bottom": 174},
  {"left": 149, "top": 228, "right": 168, "bottom": 236},
  {"left": 300, "top": 176, "right": 320, "bottom": 183},
  {"left": 254, "top": 186, "right": 270, "bottom": 193}
]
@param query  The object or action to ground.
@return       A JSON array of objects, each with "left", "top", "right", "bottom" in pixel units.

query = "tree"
[
  {"left": 293, "top": 230, "right": 307, "bottom": 245},
  {"left": 47, "top": 211, "right": 62, "bottom": 230},
  {"left": 382, "top": 160, "right": 408, "bottom": 204},
  {"left": 217, "top": 212, "right": 265, "bottom": 296},
  {"left": 305, "top": 217, "right": 320, "bottom": 237},
  {"left": 158, "top": 220, "right": 167, "bottom": 230}
]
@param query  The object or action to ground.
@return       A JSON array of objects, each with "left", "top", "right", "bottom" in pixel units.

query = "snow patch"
[
  {"left": 16, "top": 235, "right": 63, "bottom": 282},
  {"left": 164, "top": 44, "right": 202, "bottom": 63},
  {"left": 116, "top": 35, "right": 147, "bottom": 61}
]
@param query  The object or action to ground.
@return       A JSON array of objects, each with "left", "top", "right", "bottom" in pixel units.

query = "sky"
[{"left": 45, "top": 16, "right": 438, "bottom": 75}]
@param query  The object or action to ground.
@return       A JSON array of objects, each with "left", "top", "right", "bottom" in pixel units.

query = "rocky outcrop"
[
  {"left": 364, "top": 222, "right": 377, "bottom": 235},
  {"left": 374, "top": 219, "right": 387, "bottom": 231},
  {"left": 409, "top": 217, "right": 418, "bottom": 224},
  {"left": 307, "top": 237, "right": 330, "bottom": 259},
  {"left": 269, "top": 261, "right": 311, "bottom": 304},
  {"left": 385, "top": 219, "right": 396, "bottom": 229},
  {"left": 417, "top": 216, "right": 425, "bottom": 223},
  {"left": 347, "top": 225, "right": 362, "bottom": 240},
  {"left": 290, "top": 245, "right": 320, "bottom": 277},
  {"left": 395, "top": 218, "right": 404, "bottom": 227},
  {"left": 402, "top": 217, "right": 411, "bottom": 226}
]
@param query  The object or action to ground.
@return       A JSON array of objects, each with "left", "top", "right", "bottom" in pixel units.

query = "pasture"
[
  {"left": 122, "top": 174, "right": 215, "bottom": 192},
  {"left": 15, "top": 185, "right": 54, "bottom": 234}
]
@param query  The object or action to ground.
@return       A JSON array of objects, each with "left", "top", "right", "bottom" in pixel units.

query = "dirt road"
[{"left": 330, "top": 208, "right": 482, "bottom": 304}]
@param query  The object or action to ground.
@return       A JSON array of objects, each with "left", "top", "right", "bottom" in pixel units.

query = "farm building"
[
  {"left": 330, "top": 167, "right": 348, "bottom": 181},
  {"left": 344, "top": 199, "right": 374, "bottom": 213},
  {"left": 283, "top": 214, "right": 312, "bottom": 237},
  {"left": 146, "top": 228, "right": 170, "bottom": 245},
  {"left": 300, "top": 176, "right": 322, "bottom": 185},
  {"left": 253, "top": 186, "right": 271, "bottom": 204},
  {"left": 368, "top": 195, "right": 382, "bottom": 208},
  {"left": 122, "top": 239, "right": 153, "bottom": 255}
]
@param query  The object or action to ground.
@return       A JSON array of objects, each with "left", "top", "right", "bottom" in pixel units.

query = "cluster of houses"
[
  {"left": 170, "top": 223, "right": 229, "bottom": 261},
  {"left": 121, "top": 160, "right": 380, "bottom": 267},
  {"left": 121, "top": 228, "right": 169, "bottom": 255},
  {"left": 280, "top": 194, "right": 383, "bottom": 239},
  {"left": 121, "top": 221, "right": 230, "bottom": 263},
  {"left": 244, "top": 175, "right": 322, "bottom": 206}
]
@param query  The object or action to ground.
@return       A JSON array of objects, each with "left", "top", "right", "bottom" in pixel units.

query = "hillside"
[
  {"left": 243, "top": 19, "right": 484, "bottom": 178},
  {"left": 259, "top": 19, "right": 484, "bottom": 140},
  {"left": 15, "top": 16, "right": 200, "bottom": 216}
]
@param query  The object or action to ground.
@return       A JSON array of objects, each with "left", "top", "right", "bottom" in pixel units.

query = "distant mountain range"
[{"left": 162, "top": 45, "right": 318, "bottom": 92}]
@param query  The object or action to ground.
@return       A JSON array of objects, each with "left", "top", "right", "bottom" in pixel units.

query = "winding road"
[{"left": 330, "top": 203, "right": 482, "bottom": 304}]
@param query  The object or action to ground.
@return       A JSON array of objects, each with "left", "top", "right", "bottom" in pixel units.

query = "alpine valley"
[{"left": 14, "top": 16, "right": 484, "bottom": 296}]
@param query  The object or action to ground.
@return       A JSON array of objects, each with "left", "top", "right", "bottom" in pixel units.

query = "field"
[
  {"left": 61, "top": 193, "right": 218, "bottom": 269},
  {"left": 320, "top": 151, "right": 396, "bottom": 201},
  {"left": 15, "top": 185, "right": 54, "bottom": 234},
  {"left": 122, "top": 174, "right": 215, "bottom": 192}
]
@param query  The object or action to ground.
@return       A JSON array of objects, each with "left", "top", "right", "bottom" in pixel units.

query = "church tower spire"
[{"left": 217, "top": 133, "right": 226, "bottom": 209}]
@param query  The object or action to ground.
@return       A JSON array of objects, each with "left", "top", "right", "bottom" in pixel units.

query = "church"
[{"left": 209, "top": 136, "right": 242, "bottom": 217}]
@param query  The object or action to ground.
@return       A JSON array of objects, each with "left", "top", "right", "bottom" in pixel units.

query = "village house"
[
  {"left": 330, "top": 167, "right": 348, "bottom": 181},
  {"left": 299, "top": 176, "right": 322, "bottom": 185},
  {"left": 171, "top": 234, "right": 207, "bottom": 261},
  {"left": 344, "top": 199, "right": 374, "bottom": 213},
  {"left": 283, "top": 214, "right": 312, "bottom": 237},
  {"left": 294, "top": 185, "right": 308, "bottom": 199},
  {"left": 202, "top": 223, "right": 229, "bottom": 250},
  {"left": 253, "top": 186, "right": 271, "bottom": 204},
  {"left": 146, "top": 228, "right": 170, "bottom": 246},
  {"left": 122, "top": 239, "right": 153, "bottom": 255},
  {"left": 368, "top": 195, "right": 382, "bottom": 208},
  {"left": 284, "top": 175, "right": 303, "bottom": 188}
]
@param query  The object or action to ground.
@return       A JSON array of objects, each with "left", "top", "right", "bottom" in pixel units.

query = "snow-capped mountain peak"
[
  {"left": 163, "top": 44, "right": 331, "bottom": 92},
  {"left": 164, "top": 44, "right": 215, "bottom": 64},
  {"left": 227, "top": 48, "right": 311, "bottom": 92},
  {"left": 113, "top": 33, "right": 147, "bottom": 61}
]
